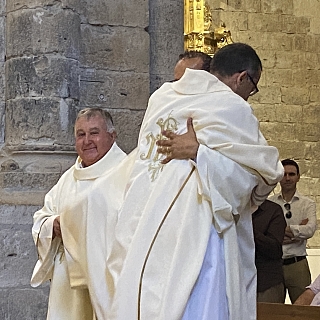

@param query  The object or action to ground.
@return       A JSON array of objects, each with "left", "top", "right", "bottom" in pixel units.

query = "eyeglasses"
[
  {"left": 284, "top": 203, "right": 292, "bottom": 219},
  {"left": 246, "top": 73, "right": 259, "bottom": 96}
]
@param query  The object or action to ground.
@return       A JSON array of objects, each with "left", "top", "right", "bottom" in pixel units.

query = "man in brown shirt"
[{"left": 252, "top": 199, "right": 286, "bottom": 302}]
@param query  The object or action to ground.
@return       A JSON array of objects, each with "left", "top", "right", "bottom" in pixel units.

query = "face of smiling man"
[{"left": 75, "top": 115, "right": 116, "bottom": 167}]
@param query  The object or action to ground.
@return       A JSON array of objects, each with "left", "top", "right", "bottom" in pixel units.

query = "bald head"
[
  {"left": 174, "top": 57, "right": 205, "bottom": 81},
  {"left": 173, "top": 51, "right": 212, "bottom": 81}
]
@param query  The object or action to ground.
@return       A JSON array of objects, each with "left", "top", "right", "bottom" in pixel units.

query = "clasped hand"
[
  {"left": 156, "top": 118, "right": 199, "bottom": 164},
  {"left": 53, "top": 216, "right": 62, "bottom": 240}
]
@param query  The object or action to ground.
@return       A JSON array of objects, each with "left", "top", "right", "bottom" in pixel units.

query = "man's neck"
[{"left": 281, "top": 189, "right": 296, "bottom": 202}]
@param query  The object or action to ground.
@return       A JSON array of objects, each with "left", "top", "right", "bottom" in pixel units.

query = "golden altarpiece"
[{"left": 184, "top": 0, "right": 233, "bottom": 55}]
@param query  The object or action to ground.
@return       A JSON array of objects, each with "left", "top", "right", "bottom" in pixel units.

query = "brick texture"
[{"left": 210, "top": 0, "right": 320, "bottom": 247}]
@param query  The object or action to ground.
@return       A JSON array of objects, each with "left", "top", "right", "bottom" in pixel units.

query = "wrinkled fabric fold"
[
  {"left": 104, "top": 70, "right": 283, "bottom": 319},
  {"left": 31, "top": 143, "right": 126, "bottom": 320}
]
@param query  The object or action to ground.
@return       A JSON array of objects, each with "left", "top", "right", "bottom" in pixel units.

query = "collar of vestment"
[
  {"left": 73, "top": 142, "right": 124, "bottom": 180},
  {"left": 171, "top": 68, "right": 233, "bottom": 95}
]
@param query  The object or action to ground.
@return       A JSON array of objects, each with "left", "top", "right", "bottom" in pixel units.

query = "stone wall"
[
  {"left": 0, "top": 0, "right": 4, "bottom": 148},
  {"left": 1, "top": 0, "right": 320, "bottom": 318},
  {"left": 208, "top": 0, "right": 320, "bottom": 247},
  {"left": 0, "top": 0, "right": 183, "bottom": 318},
  {"left": 79, "top": 0, "right": 150, "bottom": 152}
]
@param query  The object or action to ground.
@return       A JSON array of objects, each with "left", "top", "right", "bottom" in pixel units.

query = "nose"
[{"left": 83, "top": 133, "right": 91, "bottom": 144}]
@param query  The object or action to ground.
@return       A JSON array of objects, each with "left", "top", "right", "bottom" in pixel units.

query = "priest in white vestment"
[
  {"left": 87, "top": 43, "right": 284, "bottom": 320},
  {"left": 31, "top": 108, "right": 126, "bottom": 320}
]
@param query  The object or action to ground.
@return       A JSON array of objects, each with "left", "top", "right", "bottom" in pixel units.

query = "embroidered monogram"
[{"left": 140, "top": 113, "right": 179, "bottom": 181}]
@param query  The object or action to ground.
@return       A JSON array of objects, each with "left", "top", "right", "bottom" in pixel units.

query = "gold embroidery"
[
  {"left": 140, "top": 132, "right": 157, "bottom": 161},
  {"left": 140, "top": 113, "right": 179, "bottom": 181}
]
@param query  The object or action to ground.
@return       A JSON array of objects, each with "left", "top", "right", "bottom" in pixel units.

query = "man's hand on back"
[{"left": 157, "top": 118, "right": 199, "bottom": 164}]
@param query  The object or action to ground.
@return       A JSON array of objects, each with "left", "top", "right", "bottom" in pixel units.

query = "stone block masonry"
[
  {"left": 208, "top": 0, "right": 320, "bottom": 246},
  {"left": 0, "top": 0, "right": 184, "bottom": 318},
  {"left": 3, "top": 0, "right": 320, "bottom": 318}
]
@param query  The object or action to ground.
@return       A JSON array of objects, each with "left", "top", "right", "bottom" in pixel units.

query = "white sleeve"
[
  {"left": 291, "top": 200, "right": 317, "bottom": 240},
  {"left": 31, "top": 184, "right": 61, "bottom": 286},
  {"left": 194, "top": 144, "right": 258, "bottom": 232}
]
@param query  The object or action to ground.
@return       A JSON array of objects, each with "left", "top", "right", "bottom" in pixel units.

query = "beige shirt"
[{"left": 269, "top": 191, "right": 316, "bottom": 258}]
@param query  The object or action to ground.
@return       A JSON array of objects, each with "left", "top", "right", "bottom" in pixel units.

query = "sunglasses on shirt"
[{"left": 284, "top": 203, "right": 292, "bottom": 219}]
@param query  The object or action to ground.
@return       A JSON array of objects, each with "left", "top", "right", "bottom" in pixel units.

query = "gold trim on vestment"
[
  {"left": 137, "top": 166, "right": 196, "bottom": 319},
  {"left": 140, "top": 113, "right": 179, "bottom": 182}
]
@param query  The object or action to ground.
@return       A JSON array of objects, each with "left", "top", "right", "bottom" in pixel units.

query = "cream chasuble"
[
  {"left": 31, "top": 143, "right": 126, "bottom": 320},
  {"left": 87, "top": 69, "right": 283, "bottom": 320}
]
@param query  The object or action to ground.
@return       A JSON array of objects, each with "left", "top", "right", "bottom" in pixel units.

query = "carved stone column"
[
  {"left": 0, "top": 2, "right": 81, "bottom": 319},
  {"left": 2, "top": 1, "right": 81, "bottom": 205},
  {"left": 149, "top": 0, "right": 184, "bottom": 93}
]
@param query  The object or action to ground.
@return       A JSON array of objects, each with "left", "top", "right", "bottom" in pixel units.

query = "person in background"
[
  {"left": 269, "top": 158, "right": 317, "bottom": 303},
  {"left": 31, "top": 108, "right": 126, "bottom": 319},
  {"left": 252, "top": 200, "right": 286, "bottom": 303}
]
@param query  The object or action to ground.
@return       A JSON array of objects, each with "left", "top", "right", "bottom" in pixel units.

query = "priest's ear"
[
  {"left": 109, "top": 130, "right": 117, "bottom": 141},
  {"left": 226, "top": 70, "right": 247, "bottom": 92},
  {"left": 236, "top": 70, "right": 248, "bottom": 87},
  {"left": 233, "top": 70, "right": 252, "bottom": 101}
]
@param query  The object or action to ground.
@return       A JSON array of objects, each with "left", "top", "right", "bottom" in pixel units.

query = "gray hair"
[{"left": 75, "top": 108, "right": 115, "bottom": 133}]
